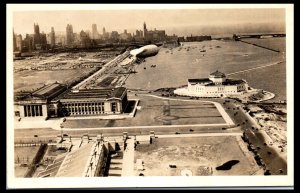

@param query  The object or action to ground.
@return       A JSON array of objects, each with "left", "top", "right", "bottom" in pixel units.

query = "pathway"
[{"left": 121, "top": 137, "right": 135, "bottom": 176}]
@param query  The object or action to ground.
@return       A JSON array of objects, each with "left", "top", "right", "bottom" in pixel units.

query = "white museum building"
[{"left": 174, "top": 70, "right": 249, "bottom": 97}]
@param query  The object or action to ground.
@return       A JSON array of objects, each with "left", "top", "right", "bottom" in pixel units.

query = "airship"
[{"left": 129, "top": 44, "right": 160, "bottom": 60}]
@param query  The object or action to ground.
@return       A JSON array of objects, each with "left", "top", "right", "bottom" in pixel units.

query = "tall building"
[
  {"left": 66, "top": 24, "right": 74, "bottom": 46},
  {"left": 79, "top": 30, "right": 91, "bottom": 47},
  {"left": 92, "top": 24, "right": 99, "bottom": 39},
  {"left": 102, "top": 27, "right": 109, "bottom": 40},
  {"left": 33, "top": 23, "right": 41, "bottom": 48},
  {"left": 40, "top": 32, "right": 47, "bottom": 46},
  {"left": 23, "top": 34, "right": 34, "bottom": 52},
  {"left": 49, "top": 27, "right": 55, "bottom": 47},
  {"left": 110, "top": 31, "right": 119, "bottom": 41},
  {"left": 143, "top": 22, "right": 166, "bottom": 42},
  {"left": 13, "top": 29, "right": 17, "bottom": 52},
  {"left": 143, "top": 22, "right": 147, "bottom": 38},
  {"left": 16, "top": 34, "right": 22, "bottom": 51}
]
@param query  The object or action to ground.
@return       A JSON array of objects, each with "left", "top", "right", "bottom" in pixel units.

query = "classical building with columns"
[
  {"left": 14, "top": 82, "right": 128, "bottom": 119},
  {"left": 14, "top": 83, "right": 67, "bottom": 119},
  {"left": 55, "top": 87, "right": 128, "bottom": 116}
]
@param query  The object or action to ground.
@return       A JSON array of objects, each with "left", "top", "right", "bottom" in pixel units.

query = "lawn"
[
  {"left": 62, "top": 95, "right": 225, "bottom": 128},
  {"left": 134, "top": 136, "right": 261, "bottom": 176}
]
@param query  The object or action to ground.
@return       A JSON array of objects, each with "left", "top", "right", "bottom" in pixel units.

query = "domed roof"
[{"left": 209, "top": 70, "right": 226, "bottom": 78}]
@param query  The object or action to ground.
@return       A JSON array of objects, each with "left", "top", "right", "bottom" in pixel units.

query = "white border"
[
  {"left": 7, "top": 4, "right": 294, "bottom": 189},
  {"left": 7, "top": 4, "right": 293, "bottom": 10}
]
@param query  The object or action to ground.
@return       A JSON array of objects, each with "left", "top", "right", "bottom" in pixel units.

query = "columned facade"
[
  {"left": 14, "top": 85, "right": 128, "bottom": 119},
  {"left": 14, "top": 104, "right": 47, "bottom": 118},
  {"left": 61, "top": 100, "right": 122, "bottom": 116},
  {"left": 23, "top": 104, "right": 43, "bottom": 117}
]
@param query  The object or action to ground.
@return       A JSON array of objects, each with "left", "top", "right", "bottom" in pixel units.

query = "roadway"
[{"left": 219, "top": 98, "right": 287, "bottom": 175}]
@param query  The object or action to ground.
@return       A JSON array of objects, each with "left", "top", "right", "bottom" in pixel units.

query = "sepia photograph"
[{"left": 6, "top": 4, "right": 294, "bottom": 189}]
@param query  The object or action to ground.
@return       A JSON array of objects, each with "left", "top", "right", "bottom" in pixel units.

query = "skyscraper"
[
  {"left": 102, "top": 27, "right": 109, "bottom": 40},
  {"left": 40, "top": 32, "right": 47, "bottom": 46},
  {"left": 143, "top": 22, "right": 147, "bottom": 38},
  {"left": 79, "top": 30, "right": 91, "bottom": 47},
  {"left": 50, "top": 27, "right": 55, "bottom": 47},
  {"left": 66, "top": 24, "right": 74, "bottom": 46},
  {"left": 142, "top": 22, "right": 166, "bottom": 42},
  {"left": 33, "top": 23, "right": 41, "bottom": 48},
  {"left": 13, "top": 29, "right": 17, "bottom": 52},
  {"left": 16, "top": 34, "right": 22, "bottom": 52},
  {"left": 23, "top": 34, "right": 34, "bottom": 52},
  {"left": 92, "top": 24, "right": 99, "bottom": 39}
]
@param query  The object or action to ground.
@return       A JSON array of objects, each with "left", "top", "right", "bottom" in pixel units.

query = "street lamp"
[
  {"left": 60, "top": 109, "right": 67, "bottom": 141},
  {"left": 60, "top": 125, "right": 63, "bottom": 140}
]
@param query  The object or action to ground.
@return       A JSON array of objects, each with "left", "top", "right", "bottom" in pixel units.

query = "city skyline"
[{"left": 13, "top": 9, "right": 285, "bottom": 37}]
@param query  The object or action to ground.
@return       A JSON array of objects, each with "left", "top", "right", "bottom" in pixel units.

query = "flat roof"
[
  {"left": 223, "top": 79, "right": 246, "bottom": 85},
  {"left": 188, "top": 78, "right": 210, "bottom": 83},
  {"left": 32, "top": 83, "right": 66, "bottom": 99},
  {"left": 188, "top": 78, "right": 246, "bottom": 86},
  {"left": 58, "top": 87, "right": 126, "bottom": 101},
  {"left": 33, "top": 83, "right": 60, "bottom": 95}
]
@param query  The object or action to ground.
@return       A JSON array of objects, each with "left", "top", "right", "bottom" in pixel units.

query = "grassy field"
[
  {"left": 62, "top": 95, "right": 225, "bottom": 128},
  {"left": 134, "top": 136, "right": 261, "bottom": 176}
]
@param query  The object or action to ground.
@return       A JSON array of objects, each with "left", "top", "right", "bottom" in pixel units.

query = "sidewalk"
[
  {"left": 14, "top": 117, "right": 63, "bottom": 130},
  {"left": 121, "top": 138, "right": 135, "bottom": 176}
]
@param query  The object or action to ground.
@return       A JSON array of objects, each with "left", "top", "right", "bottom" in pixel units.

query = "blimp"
[{"left": 129, "top": 44, "right": 160, "bottom": 61}]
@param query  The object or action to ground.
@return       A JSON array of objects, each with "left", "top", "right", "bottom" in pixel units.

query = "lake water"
[{"left": 125, "top": 38, "right": 286, "bottom": 102}]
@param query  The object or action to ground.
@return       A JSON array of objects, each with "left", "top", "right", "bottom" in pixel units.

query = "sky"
[{"left": 12, "top": 7, "right": 286, "bottom": 37}]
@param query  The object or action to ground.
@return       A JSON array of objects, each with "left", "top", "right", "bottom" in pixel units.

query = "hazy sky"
[{"left": 13, "top": 8, "right": 285, "bottom": 37}]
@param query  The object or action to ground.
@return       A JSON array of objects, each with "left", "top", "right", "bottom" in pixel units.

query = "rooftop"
[
  {"left": 188, "top": 78, "right": 210, "bottom": 83},
  {"left": 14, "top": 82, "right": 67, "bottom": 102},
  {"left": 222, "top": 79, "right": 246, "bottom": 85},
  {"left": 188, "top": 78, "right": 246, "bottom": 86},
  {"left": 58, "top": 87, "right": 126, "bottom": 101}
]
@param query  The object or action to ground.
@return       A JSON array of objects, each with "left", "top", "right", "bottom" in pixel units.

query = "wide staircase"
[{"left": 107, "top": 150, "right": 124, "bottom": 177}]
